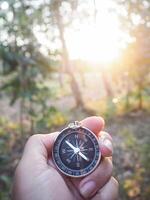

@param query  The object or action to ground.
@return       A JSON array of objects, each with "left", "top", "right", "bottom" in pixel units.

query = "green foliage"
[
  {"left": 115, "top": 113, "right": 150, "bottom": 200},
  {"left": 140, "top": 137, "right": 150, "bottom": 177},
  {"left": 36, "top": 106, "right": 67, "bottom": 131},
  {"left": 0, "top": 116, "right": 20, "bottom": 200}
]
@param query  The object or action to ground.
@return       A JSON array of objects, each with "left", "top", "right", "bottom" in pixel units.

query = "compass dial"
[{"left": 52, "top": 123, "right": 101, "bottom": 177}]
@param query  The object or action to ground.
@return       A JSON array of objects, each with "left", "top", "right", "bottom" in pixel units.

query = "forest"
[{"left": 0, "top": 0, "right": 150, "bottom": 199}]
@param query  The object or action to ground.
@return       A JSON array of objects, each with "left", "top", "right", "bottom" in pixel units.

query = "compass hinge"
[{"left": 68, "top": 121, "right": 81, "bottom": 129}]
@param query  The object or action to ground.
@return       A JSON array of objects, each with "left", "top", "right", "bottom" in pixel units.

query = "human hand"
[{"left": 12, "top": 116, "right": 118, "bottom": 200}]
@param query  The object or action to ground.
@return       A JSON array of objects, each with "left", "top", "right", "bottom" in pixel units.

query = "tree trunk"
[
  {"left": 125, "top": 93, "right": 130, "bottom": 110},
  {"left": 93, "top": 0, "right": 97, "bottom": 23},
  {"left": 58, "top": 70, "right": 64, "bottom": 88},
  {"left": 29, "top": 99, "right": 34, "bottom": 134},
  {"left": 93, "top": 1, "right": 113, "bottom": 99},
  {"left": 19, "top": 63, "right": 27, "bottom": 135},
  {"left": 56, "top": 9, "right": 84, "bottom": 107},
  {"left": 20, "top": 97, "right": 24, "bottom": 135},
  {"left": 101, "top": 68, "right": 113, "bottom": 97},
  {"left": 125, "top": 75, "right": 130, "bottom": 109},
  {"left": 80, "top": 72, "right": 86, "bottom": 87},
  {"left": 138, "top": 84, "right": 143, "bottom": 110}
]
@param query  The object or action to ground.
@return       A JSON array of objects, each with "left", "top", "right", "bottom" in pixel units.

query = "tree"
[
  {"left": 0, "top": 0, "right": 56, "bottom": 133},
  {"left": 110, "top": 0, "right": 150, "bottom": 110},
  {"left": 49, "top": 0, "right": 84, "bottom": 107},
  {"left": 93, "top": 0, "right": 113, "bottom": 98}
]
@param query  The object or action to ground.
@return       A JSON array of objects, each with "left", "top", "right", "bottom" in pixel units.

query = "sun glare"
[
  {"left": 66, "top": 1, "right": 126, "bottom": 63},
  {"left": 34, "top": 0, "right": 129, "bottom": 64},
  {"left": 66, "top": 23, "right": 121, "bottom": 63}
]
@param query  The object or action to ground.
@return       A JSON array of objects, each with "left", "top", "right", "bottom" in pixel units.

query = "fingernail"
[
  {"left": 80, "top": 181, "right": 96, "bottom": 198},
  {"left": 103, "top": 139, "right": 113, "bottom": 152}
]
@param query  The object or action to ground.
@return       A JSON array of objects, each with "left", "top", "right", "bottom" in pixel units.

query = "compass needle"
[
  {"left": 65, "top": 140, "right": 76, "bottom": 150},
  {"left": 78, "top": 152, "right": 89, "bottom": 161}
]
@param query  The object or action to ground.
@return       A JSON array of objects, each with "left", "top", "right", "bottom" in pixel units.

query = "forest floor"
[
  {"left": 0, "top": 107, "right": 150, "bottom": 200},
  {"left": 107, "top": 111, "right": 150, "bottom": 200}
]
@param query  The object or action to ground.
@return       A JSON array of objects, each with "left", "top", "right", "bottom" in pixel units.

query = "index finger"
[{"left": 81, "top": 116, "right": 105, "bottom": 136}]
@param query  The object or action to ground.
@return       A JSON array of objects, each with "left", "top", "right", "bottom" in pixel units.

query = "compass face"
[{"left": 52, "top": 125, "right": 101, "bottom": 177}]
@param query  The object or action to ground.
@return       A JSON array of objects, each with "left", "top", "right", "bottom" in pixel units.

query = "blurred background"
[{"left": 0, "top": 0, "right": 150, "bottom": 199}]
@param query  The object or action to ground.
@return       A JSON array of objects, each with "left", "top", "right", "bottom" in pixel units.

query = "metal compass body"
[{"left": 52, "top": 121, "right": 101, "bottom": 177}]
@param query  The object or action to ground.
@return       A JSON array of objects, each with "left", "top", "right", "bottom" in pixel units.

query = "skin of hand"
[{"left": 12, "top": 116, "right": 119, "bottom": 200}]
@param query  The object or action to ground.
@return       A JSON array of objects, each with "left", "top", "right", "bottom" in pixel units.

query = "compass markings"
[
  {"left": 66, "top": 158, "right": 71, "bottom": 163},
  {"left": 62, "top": 149, "right": 66, "bottom": 154},
  {"left": 76, "top": 162, "right": 80, "bottom": 168}
]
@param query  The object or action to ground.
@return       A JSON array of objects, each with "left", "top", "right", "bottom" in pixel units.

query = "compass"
[{"left": 52, "top": 121, "right": 101, "bottom": 177}]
